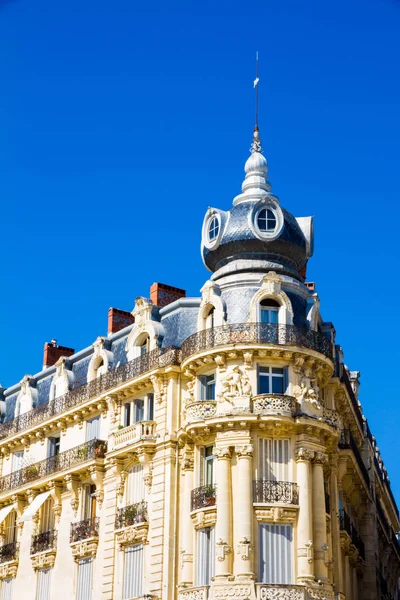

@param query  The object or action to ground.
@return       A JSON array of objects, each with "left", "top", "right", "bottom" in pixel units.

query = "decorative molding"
[
  {"left": 212, "top": 583, "right": 253, "bottom": 598},
  {"left": 235, "top": 445, "right": 254, "bottom": 458},
  {"left": 254, "top": 506, "right": 298, "bottom": 524},
  {"left": 306, "top": 588, "right": 334, "bottom": 600},
  {"left": 248, "top": 272, "right": 293, "bottom": 325},
  {"left": 115, "top": 523, "right": 149, "bottom": 549},
  {"left": 70, "top": 537, "right": 99, "bottom": 561},
  {"left": 313, "top": 452, "right": 328, "bottom": 466},
  {"left": 258, "top": 585, "right": 305, "bottom": 599},
  {"left": 191, "top": 508, "right": 216, "bottom": 530},
  {"left": 213, "top": 446, "right": 232, "bottom": 460},
  {"left": 0, "top": 560, "right": 18, "bottom": 580},
  {"left": 236, "top": 538, "right": 253, "bottom": 560},
  {"left": 178, "top": 587, "right": 208, "bottom": 600},
  {"left": 215, "top": 539, "right": 232, "bottom": 562},
  {"left": 150, "top": 374, "right": 167, "bottom": 404},
  {"left": 31, "top": 549, "right": 56, "bottom": 571},
  {"left": 295, "top": 448, "right": 314, "bottom": 463}
]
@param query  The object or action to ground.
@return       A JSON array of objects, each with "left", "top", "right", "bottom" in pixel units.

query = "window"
[
  {"left": 199, "top": 374, "right": 216, "bottom": 401},
  {"left": 12, "top": 452, "right": 23, "bottom": 473},
  {"left": 82, "top": 485, "right": 97, "bottom": 520},
  {"left": 126, "top": 464, "right": 145, "bottom": 505},
  {"left": 3, "top": 511, "right": 17, "bottom": 546},
  {"left": 257, "top": 208, "right": 277, "bottom": 232},
  {"left": 122, "top": 544, "right": 143, "bottom": 599},
  {"left": 258, "top": 367, "right": 285, "bottom": 395},
  {"left": 196, "top": 527, "right": 215, "bottom": 586},
  {"left": 36, "top": 568, "right": 52, "bottom": 600},
  {"left": 199, "top": 446, "right": 215, "bottom": 486},
  {"left": 260, "top": 299, "right": 279, "bottom": 324},
  {"left": 76, "top": 557, "right": 93, "bottom": 600},
  {"left": 258, "top": 439, "right": 290, "bottom": 482},
  {"left": 205, "top": 307, "right": 215, "bottom": 330},
  {"left": 259, "top": 523, "right": 293, "bottom": 584},
  {"left": 140, "top": 336, "right": 150, "bottom": 356},
  {"left": 124, "top": 396, "right": 151, "bottom": 427},
  {"left": 96, "top": 359, "right": 107, "bottom": 378},
  {"left": 0, "top": 578, "right": 13, "bottom": 600},
  {"left": 47, "top": 437, "right": 60, "bottom": 458},
  {"left": 86, "top": 416, "right": 100, "bottom": 441},
  {"left": 208, "top": 217, "right": 219, "bottom": 242},
  {"left": 40, "top": 498, "right": 55, "bottom": 534}
]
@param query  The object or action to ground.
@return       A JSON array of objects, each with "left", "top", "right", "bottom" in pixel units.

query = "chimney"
[
  {"left": 108, "top": 308, "right": 135, "bottom": 334},
  {"left": 150, "top": 282, "right": 186, "bottom": 308},
  {"left": 305, "top": 281, "right": 316, "bottom": 291},
  {"left": 43, "top": 340, "right": 74, "bottom": 369}
]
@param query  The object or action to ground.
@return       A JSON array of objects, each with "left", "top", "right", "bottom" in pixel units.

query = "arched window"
[
  {"left": 140, "top": 336, "right": 150, "bottom": 357},
  {"left": 205, "top": 307, "right": 215, "bottom": 330},
  {"left": 260, "top": 299, "right": 280, "bottom": 324},
  {"left": 208, "top": 217, "right": 219, "bottom": 242},
  {"left": 257, "top": 208, "right": 277, "bottom": 233}
]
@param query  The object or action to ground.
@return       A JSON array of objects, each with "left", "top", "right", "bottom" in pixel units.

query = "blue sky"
[{"left": 1, "top": 0, "right": 400, "bottom": 499}]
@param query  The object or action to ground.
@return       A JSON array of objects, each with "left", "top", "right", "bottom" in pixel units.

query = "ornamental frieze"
[
  {"left": 254, "top": 506, "right": 298, "bottom": 524},
  {"left": 191, "top": 508, "right": 216, "bottom": 529},
  {"left": 0, "top": 560, "right": 18, "bottom": 580},
  {"left": 31, "top": 549, "right": 56, "bottom": 571},
  {"left": 71, "top": 538, "right": 99, "bottom": 561},
  {"left": 115, "top": 522, "right": 148, "bottom": 549}
]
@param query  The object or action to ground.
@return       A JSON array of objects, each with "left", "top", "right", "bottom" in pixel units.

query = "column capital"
[
  {"left": 213, "top": 446, "right": 232, "bottom": 460},
  {"left": 295, "top": 447, "right": 315, "bottom": 463},
  {"left": 313, "top": 452, "right": 328, "bottom": 466},
  {"left": 235, "top": 444, "right": 254, "bottom": 458}
]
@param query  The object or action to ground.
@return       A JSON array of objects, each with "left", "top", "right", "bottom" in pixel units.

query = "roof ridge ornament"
[{"left": 250, "top": 125, "right": 262, "bottom": 154}]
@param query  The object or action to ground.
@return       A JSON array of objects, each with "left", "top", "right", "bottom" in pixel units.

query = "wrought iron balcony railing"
[
  {"left": 70, "top": 517, "right": 100, "bottom": 543},
  {"left": 191, "top": 485, "right": 217, "bottom": 511},
  {"left": 115, "top": 501, "right": 148, "bottom": 530},
  {"left": 0, "top": 542, "right": 19, "bottom": 563},
  {"left": 325, "top": 491, "right": 331, "bottom": 514},
  {"left": 339, "top": 510, "right": 365, "bottom": 559},
  {"left": 253, "top": 480, "right": 299, "bottom": 505},
  {"left": 339, "top": 509, "right": 352, "bottom": 537},
  {"left": 339, "top": 429, "right": 370, "bottom": 487},
  {"left": 0, "top": 346, "right": 180, "bottom": 441},
  {"left": 181, "top": 322, "right": 333, "bottom": 361},
  {"left": 31, "top": 529, "right": 57, "bottom": 555},
  {"left": 0, "top": 439, "right": 107, "bottom": 493}
]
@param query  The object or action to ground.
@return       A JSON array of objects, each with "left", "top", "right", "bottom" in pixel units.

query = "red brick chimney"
[
  {"left": 108, "top": 308, "right": 135, "bottom": 334},
  {"left": 305, "top": 282, "right": 316, "bottom": 292},
  {"left": 43, "top": 340, "right": 74, "bottom": 369},
  {"left": 150, "top": 282, "right": 186, "bottom": 308}
]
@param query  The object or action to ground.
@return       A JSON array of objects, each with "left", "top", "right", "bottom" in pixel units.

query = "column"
[
  {"left": 296, "top": 447, "right": 314, "bottom": 582},
  {"left": 213, "top": 446, "right": 232, "bottom": 578},
  {"left": 312, "top": 452, "right": 328, "bottom": 581},
  {"left": 352, "top": 563, "right": 359, "bottom": 600},
  {"left": 344, "top": 549, "right": 352, "bottom": 600},
  {"left": 234, "top": 444, "right": 254, "bottom": 578},
  {"left": 180, "top": 448, "right": 195, "bottom": 586},
  {"left": 330, "top": 459, "right": 344, "bottom": 595}
]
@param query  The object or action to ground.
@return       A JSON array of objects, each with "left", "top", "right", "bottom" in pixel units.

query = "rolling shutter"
[
  {"left": 37, "top": 568, "right": 51, "bottom": 600},
  {"left": 86, "top": 416, "right": 100, "bottom": 442},
  {"left": 76, "top": 557, "right": 93, "bottom": 600},
  {"left": 258, "top": 523, "right": 293, "bottom": 584},
  {"left": 126, "top": 464, "right": 145, "bottom": 505},
  {"left": 195, "top": 527, "right": 215, "bottom": 586},
  {"left": 258, "top": 439, "right": 290, "bottom": 481},
  {"left": 122, "top": 545, "right": 143, "bottom": 599},
  {"left": 0, "top": 579, "right": 13, "bottom": 600}
]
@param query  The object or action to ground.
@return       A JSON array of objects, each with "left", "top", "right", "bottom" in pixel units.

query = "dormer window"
[
  {"left": 205, "top": 307, "right": 215, "bottom": 330},
  {"left": 208, "top": 217, "right": 219, "bottom": 242},
  {"left": 140, "top": 336, "right": 150, "bottom": 357},
  {"left": 257, "top": 207, "right": 276, "bottom": 232},
  {"left": 260, "top": 299, "right": 279, "bottom": 324}
]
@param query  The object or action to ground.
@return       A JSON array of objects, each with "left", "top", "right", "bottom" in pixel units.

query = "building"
[{"left": 0, "top": 125, "right": 398, "bottom": 600}]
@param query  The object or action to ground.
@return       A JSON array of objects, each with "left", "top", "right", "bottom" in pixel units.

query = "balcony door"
[
  {"left": 82, "top": 484, "right": 96, "bottom": 520},
  {"left": 258, "top": 439, "right": 290, "bottom": 482}
]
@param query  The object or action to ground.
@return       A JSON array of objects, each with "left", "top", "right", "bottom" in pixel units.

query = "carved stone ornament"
[
  {"left": 255, "top": 507, "right": 298, "bottom": 524},
  {"left": 236, "top": 538, "right": 253, "bottom": 560},
  {"left": 218, "top": 366, "right": 252, "bottom": 402},
  {"left": 178, "top": 588, "right": 208, "bottom": 600},
  {"left": 71, "top": 538, "right": 99, "bottom": 562},
  {"left": 0, "top": 561, "right": 18, "bottom": 580},
  {"left": 306, "top": 588, "right": 334, "bottom": 600},
  {"left": 115, "top": 523, "right": 148, "bottom": 550},
  {"left": 215, "top": 539, "right": 232, "bottom": 562},
  {"left": 295, "top": 448, "right": 314, "bottom": 462},
  {"left": 293, "top": 369, "right": 321, "bottom": 410},
  {"left": 212, "top": 583, "right": 253, "bottom": 599},
  {"left": 313, "top": 452, "right": 328, "bottom": 466},
  {"left": 191, "top": 508, "right": 216, "bottom": 530},
  {"left": 151, "top": 374, "right": 167, "bottom": 404},
  {"left": 259, "top": 586, "right": 305, "bottom": 600},
  {"left": 181, "top": 448, "right": 194, "bottom": 471},
  {"left": 235, "top": 444, "right": 254, "bottom": 458},
  {"left": 213, "top": 446, "right": 232, "bottom": 460},
  {"left": 31, "top": 550, "right": 56, "bottom": 571},
  {"left": 184, "top": 377, "right": 196, "bottom": 407}
]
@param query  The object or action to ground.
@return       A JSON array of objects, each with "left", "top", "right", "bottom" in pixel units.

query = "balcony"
[
  {"left": 191, "top": 485, "right": 217, "bottom": 511},
  {"left": 31, "top": 529, "right": 57, "bottom": 555},
  {"left": 0, "top": 346, "right": 180, "bottom": 442},
  {"left": 339, "top": 429, "right": 370, "bottom": 487},
  {"left": 110, "top": 421, "right": 157, "bottom": 451},
  {"left": 115, "top": 501, "right": 148, "bottom": 530},
  {"left": 253, "top": 394, "right": 296, "bottom": 417},
  {"left": 181, "top": 323, "right": 333, "bottom": 361},
  {"left": 256, "top": 584, "right": 306, "bottom": 599},
  {"left": 186, "top": 401, "right": 218, "bottom": 423},
  {"left": 339, "top": 509, "right": 365, "bottom": 559},
  {"left": 339, "top": 508, "right": 352, "bottom": 536},
  {"left": 70, "top": 517, "right": 99, "bottom": 543},
  {"left": 0, "top": 542, "right": 19, "bottom": 563},
  {"left": 253, "top": 480, "right": 299, "bottom": 505},
  {"left": 178, "top": 587, "right": 209, "bottom": 600},
  {"left": 0, "top": 439, "right": 107, "bottom": 494}
]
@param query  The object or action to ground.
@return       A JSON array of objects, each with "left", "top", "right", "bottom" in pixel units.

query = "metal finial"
[{"left": 250, "top": 125, "right": 262, "bottom": 154}]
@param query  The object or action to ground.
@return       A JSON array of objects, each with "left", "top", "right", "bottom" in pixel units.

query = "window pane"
[
  {"left": 124, "top": 404, "right": 131, "bottom": 427},
  {"left": 272, "top": 368, "right": 284, "bottom": 375},
  {"left": 270, "top": 309, "right": 278, "bottom": 324},
  {"left": 258, "top": 373, "right": 270, "bottom": 395},
  {"left": 272, "top": 376, "right": 284, "bottom": 394}
]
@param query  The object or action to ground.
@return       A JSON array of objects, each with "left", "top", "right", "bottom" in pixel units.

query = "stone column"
[
  {"left": 296, "top": 447, "right": 315, "bottom": 582},
  {"left": 344, "top": 549, "right": 352, "bottom": 600},
  {"left": 312, "top": 452, "right": 329, "bottom": 581},
  {"left": 352, "top": 563, "right": 359, "bottom": 600},
  {"left": 180, "top": 448, "right": 195, "bottom": 586},
  {"left": 213, "top": 446, "right": 232, "bottom": 578},
  {"left": 234, "top": 444, "right": 254, "bottom": 578},
  {"left": 329, "top": 458, "right": 344, "bottom": 595}
]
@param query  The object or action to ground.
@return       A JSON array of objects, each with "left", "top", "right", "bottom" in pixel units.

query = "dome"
[{"left": 200, "top": 127, "right": 314, "bottom": 281}]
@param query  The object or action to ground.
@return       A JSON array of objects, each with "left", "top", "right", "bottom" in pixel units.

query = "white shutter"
[
  {"left": 0, "top": 579, "right": 13, "bottom": 600},
  {"left": 37, "top": 568, "right": 51, "bottom": 600},
  {"left": 126, "top": 465, "right": 145, "bottom": 505},
  {"left": 12, "top": 452, "right": 23, "bottom": 473},
  {"left": 258, "top": 523, "right": 293, "bottom": 584},
  {"left": 258, "top": 439, "right": 290, "bottom": 481},
  {"left": 122, "top": 545, "right": 143, "bottom": 599},
  {"left": 40, "top": 499, "right": 54, "bottom": 533},
  {"left": 199, "top": 447, "right": 205, "bottom": 486},
  {"left": 86, "top": 416, "right": 100, "bottom": 442},
  {"left": 76, "top": 558, "right": 93, "bottom": 600},
  {"left": 196, "top": 527, "right": 215, "bottom": 586}
]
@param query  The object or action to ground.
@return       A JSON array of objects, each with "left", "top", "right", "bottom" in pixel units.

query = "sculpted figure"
[
  {"left": 293, "top": 368, "right": 321, "bottom": 409},
  {"left": 219, "top": 366, "right": 252, "bottom": 402}
]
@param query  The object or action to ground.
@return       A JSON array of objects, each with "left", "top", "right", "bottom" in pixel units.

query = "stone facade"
[{"left": 0, "top": 127, "right": 398, "bottom": 600}]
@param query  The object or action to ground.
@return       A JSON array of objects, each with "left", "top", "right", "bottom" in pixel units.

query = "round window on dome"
[
  {"left": 257, "top": 207, "right": 277, "bottom": 232},
  {"left": 208, "top": 216, "right": 220, "bottom": 242}
]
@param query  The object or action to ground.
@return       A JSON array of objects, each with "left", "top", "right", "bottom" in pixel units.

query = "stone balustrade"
[
  {"left": 178, "top": 587, "right": 209, "bottom": 600},
  {"left": 253, "top": 394, "right": 297, "bottom": 417},
  {"left": 110, "top": 421, "right": 157, "bottom": 450}
]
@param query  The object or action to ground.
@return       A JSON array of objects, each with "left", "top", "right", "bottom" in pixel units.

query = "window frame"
[
  {"left": 258, "top": 366, "right": 286, "bottom": 395},
  {"left": 199, "top": 373, "right": 216, "bottom": 401},
  {"left": 258, "top": 522, "right": 294, "bottom": 584}
]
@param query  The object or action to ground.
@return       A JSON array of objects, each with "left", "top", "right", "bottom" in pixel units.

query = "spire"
[{"left": 251, "top": 125, "right": 262, "bottom": 154}]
